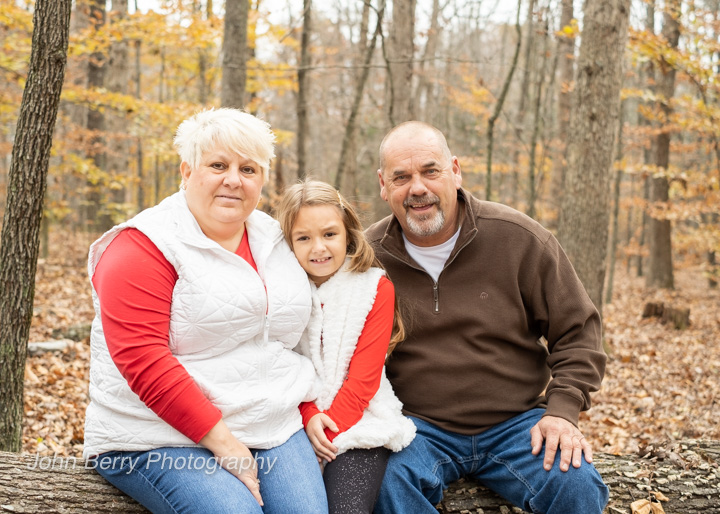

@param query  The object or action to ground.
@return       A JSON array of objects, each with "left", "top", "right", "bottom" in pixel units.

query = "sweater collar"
[{"left": 379, "top": 188, "right": 479, "bottom": 263}]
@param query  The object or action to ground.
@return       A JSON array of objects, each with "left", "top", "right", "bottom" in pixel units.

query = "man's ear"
[
  {"left": 451, "top": 157, "right": 462, "bottom": 190},
  {"left": 378, "top": 169, "right": 388, "bottom": 202}
]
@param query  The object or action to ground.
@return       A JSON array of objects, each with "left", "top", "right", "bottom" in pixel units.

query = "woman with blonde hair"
[{"left": 85, "top": 109, "right": 327, "bottom": 513}]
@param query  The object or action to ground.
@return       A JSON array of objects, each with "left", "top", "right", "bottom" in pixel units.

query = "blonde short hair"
[{"left": 173, "top": 108, "right": 275, "bottom": 177}]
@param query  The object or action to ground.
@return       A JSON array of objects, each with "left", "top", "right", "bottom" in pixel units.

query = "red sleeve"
[
  {"left": 321, "top": 276, "right": 395, "bottom": 442},
  {"left": 299, "top": 401, "right": 321, "bottom": 427},
  {"left": 92, "top": 228, "right": 222, "bottom": 443}
]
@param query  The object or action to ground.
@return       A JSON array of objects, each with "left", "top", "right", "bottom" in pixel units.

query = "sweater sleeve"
[
  {"left": 531, "top": 234, "right": 606, "bottom": 426},
  {"left": 320, "top": 276, "right": 395, "bottom": 442},
  {"left": 92, "top": 228, "right": 222, "bottom": 443}
]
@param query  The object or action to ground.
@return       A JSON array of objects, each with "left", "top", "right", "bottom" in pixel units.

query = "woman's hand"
[
  {"left": 200, "top": 420, "right": 263, "bottom": 506},
  {"left": 306, "top": 413, "right": 339, "bottom": 463}
]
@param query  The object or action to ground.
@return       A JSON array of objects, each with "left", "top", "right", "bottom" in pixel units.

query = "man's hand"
[{"left": 530, "top": 415, "right": 593, "bottom": 472}]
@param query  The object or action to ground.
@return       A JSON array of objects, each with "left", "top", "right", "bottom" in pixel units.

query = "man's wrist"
[{"left": 544, "top": 392, "right": 583, "bottom": 426}]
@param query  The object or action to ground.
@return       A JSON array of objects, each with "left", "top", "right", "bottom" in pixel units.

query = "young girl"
[{"left": 277, "top": 180, "right": 415, "bottom": 514}]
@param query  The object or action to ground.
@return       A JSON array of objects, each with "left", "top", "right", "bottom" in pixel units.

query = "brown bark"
[
  {"left": 221, "top": 0, "right": 248, "bottom": 108},
  {"left": 510, "top": 0, "right": 535, "bottom": 207},
  {"left": 486, "top": 0, "right": 522, "bottom": 202},
  {"left": 636, "top": 0, "right": 655, "bottom": 278},
  {"left": 413, "top": 0, "right": 441, "bottom": 120},
  {"left": 440, "top": 440, "right": 720, "bottom": 513},
  {"left": 550, "top": 0, "right": 574, "bottom": 205},
  {"left": 84, "top": 0, "right": 106, "bottom": 231},
  {"left": 2, "top": 440, "right": 718, "bottom": 512},
  {"left": 0, "top": 0, "right": 72, "bottom": 451},
  {"left": 557, "top": 0, "right": 631, "bottom": 316},
  {"left": 386, "top": 0, "right": 416, "bottom": 125},
  {"left": 134, "top": 39, "right": 144, "bottom": 212},
  {"left": 194, "top": 0, "right": 211, "bottom": 105},
  {"left": 297, "top": 0, "right": 312, "bottom": 179},
  {"left": 526, "top": 17, "right": 549, "bottom": 220},
  {"left": 605, "top": 102, "right": 625, "bottom": 305},
  {"left": 647, "top": 0, "right": 680, "bottom": 290},
  {"left": 102, "top": 0, "right": 130, "bottom": 231},
  {"left": 335, "top": 0, "right": 385, "bottom": 193}
]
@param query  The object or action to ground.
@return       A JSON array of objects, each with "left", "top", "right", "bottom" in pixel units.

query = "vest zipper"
[{"left": 433, "top": 282, "right": 439, "bottom": 312}]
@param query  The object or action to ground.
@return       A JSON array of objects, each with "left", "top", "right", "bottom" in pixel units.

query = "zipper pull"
[
  {"left": 264, "top": 316, "right": 270, "bottom": 343},
  {"left": 433, "top": 283, "right": 439, "bottom": 313}
]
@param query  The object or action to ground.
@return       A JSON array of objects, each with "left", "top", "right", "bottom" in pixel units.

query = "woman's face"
[{"left": 181, "top": 144, "right": 263, "bottom": 238}]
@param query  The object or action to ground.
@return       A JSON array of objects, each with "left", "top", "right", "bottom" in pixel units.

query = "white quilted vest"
[
  {"left": 83, "top": 191, "right": 317, "bottom": 458},
  {"left": 295, "top": 264, "right": 416, "bottom": 455}
]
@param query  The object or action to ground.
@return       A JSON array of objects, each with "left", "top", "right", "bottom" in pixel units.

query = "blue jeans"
[
  {"left": 92, "top": 429, "right": 328, "bottom": 513},
  {"left": 375, "top": 409, "right": 608, "bottom": 514}
]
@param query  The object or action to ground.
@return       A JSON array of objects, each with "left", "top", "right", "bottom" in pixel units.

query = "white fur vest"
[
  {"left": 84, "top": 191, "right": 317, "bottom": 458},
  {"left": 296, "top": 264, "right": 415, "bottom": 455}
]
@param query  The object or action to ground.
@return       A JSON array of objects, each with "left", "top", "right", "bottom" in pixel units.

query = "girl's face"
[{"left": 290, "top": 205, "right": 348, "bottom": 286}]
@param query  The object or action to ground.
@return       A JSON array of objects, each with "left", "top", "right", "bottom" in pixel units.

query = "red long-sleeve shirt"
[
  {"left": 298, "top": 276, "right": 395, "bottom": 442},
  {"left": 91, "top": 228, "right": 258, "bottom": 443}
]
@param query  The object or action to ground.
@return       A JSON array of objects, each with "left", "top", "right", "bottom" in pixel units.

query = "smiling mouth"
[
  {"left": 216, "top": 195, "right": 243, "bottom": 201},
  {"left": 311, "top": 257, "right": 331, "bottom": 263}
]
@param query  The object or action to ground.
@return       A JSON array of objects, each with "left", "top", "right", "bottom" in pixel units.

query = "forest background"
[{"left": 0, "top": 0, "right": 718, "bottom": 460}]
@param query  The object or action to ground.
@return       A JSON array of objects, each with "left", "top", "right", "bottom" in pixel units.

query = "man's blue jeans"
[
  {"left": 92, "top": 429, "right": 328, "bottom": 513},
  {"left": 375, "top": 409, "right": 608, "bottom": 514}
]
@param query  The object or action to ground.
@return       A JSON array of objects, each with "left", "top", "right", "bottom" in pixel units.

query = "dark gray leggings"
[{"left": 323, "top": 447, "right": 391, "bottom": 514}]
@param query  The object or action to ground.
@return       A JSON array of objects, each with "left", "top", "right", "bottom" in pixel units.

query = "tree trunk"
[
  {"left": 557, "top": 0, "right": 631, "bottom": 316},
  {"left": 60, "top": 0, "right": 91, "bottom": 233},
  {"left": 526, "top": 17, "right": 549, "bottom": 220},
  {"left": 221, "top": 0, "right": 248, "bottom": 108},
  {"left": 84, "top": 0, "right": 106, "bottom": 231},
  {"left": 638, "top": 175, "right": 650, "bottom": 277},
  {"left": 102, "top": 0, "right": 130, "bottom": 231},
  {"left": 646, "top": 0, "right": 680, "bottom": 290},
  {"left": 297, "top": 0, "right": 312, "bottom": 179},
  {"left": 134, "top": 39, "right": 144, "bottom": 212},
  {"left": 510, "top": 0, "right": 535, "bottom": 208},
  {"left": 439, "top": 440, "right": 720, "bottom": 513},
  {"left": 335, "top": 0, "right": 384, "bottom": 193},
  {"left": 637, "top": 0, "right": 655, "bottom": 278},
  {"left": 486, "top": 0, "right": 522, "bottom": 202},
  {"left": 195, "top": 0, "right": 212, "bottom": 105},
  {"left": 413, "top": 0, "right": 441, "bottom": 120},
  {"left": 2, "top": 440, "right": 719, "bottom": 512},
  {"left": 605, "top": 101, "right": 625, "bottom": 304},
  {"left": 154, "top": 48, "right": 165, "bottom": 205},
  {"left": 550, "top": 0, "right": 575, "bottom": 206},
  {"left": 386, "top": 0, "right": 416, "bottom": 125},
  {"left": 0, "top": 0, "right": 71, "bottom": 452}
]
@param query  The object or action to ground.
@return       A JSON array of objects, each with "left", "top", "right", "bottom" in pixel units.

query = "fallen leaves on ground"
[
  {"left": 582, "top": 266, "right": 720, "bottom": 454},
  {"left": 22, "top": 230, "right": 720, "bottom": 458}
]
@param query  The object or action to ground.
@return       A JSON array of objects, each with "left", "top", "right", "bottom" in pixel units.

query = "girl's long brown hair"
[{"left": 276, "top": 179, "right": 405, "bottom": 353}]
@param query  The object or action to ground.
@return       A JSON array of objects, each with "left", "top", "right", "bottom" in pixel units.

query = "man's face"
[{"left": 378, "top": 129, "right": 462, "bottom": 247}]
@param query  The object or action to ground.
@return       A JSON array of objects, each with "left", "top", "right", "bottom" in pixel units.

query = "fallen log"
[{"left": 1, "top": 440, "right": 718, "bottom": 513}]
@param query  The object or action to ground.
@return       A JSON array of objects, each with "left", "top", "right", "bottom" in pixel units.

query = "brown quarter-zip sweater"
[{"left": 365, "top": 189, "right": 606, "bottom": 435}]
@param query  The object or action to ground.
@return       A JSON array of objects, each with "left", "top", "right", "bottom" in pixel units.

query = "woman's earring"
[{"left": 180, "top": 181, "right": 187, "bottom": 190}]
